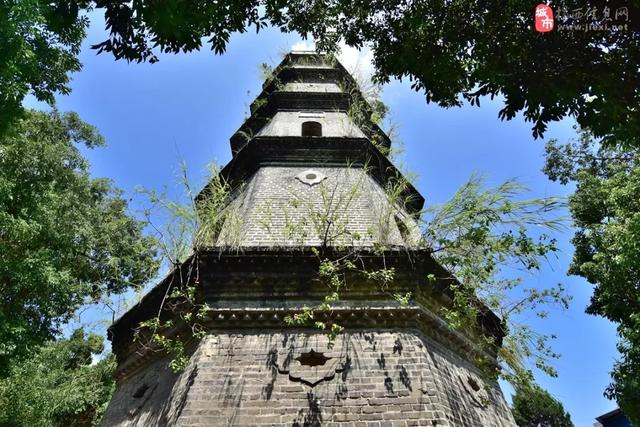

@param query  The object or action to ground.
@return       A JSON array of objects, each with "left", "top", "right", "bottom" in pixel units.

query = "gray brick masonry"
[
  {"left": 215, "top": 166, "right": 421, "bottom": 248},
  {"left": 102, "top": 332, "right": 515, "bottom": 426}
]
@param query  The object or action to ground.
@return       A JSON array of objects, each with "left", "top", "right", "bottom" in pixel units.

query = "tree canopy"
[
  {"left": 3, "top": 1, "right": 639, "bottom": 146},
  {"left": 0, "top": 328, "right": 115, "bottom": 426},
  {"left": 544, "top": 131, "right": 640, "bottom": 424},
  {"left": 0, "top": 109, "right": 158, "bottom": 375},
  {"left": 89, "top": 0, "right": 639, "bottom": 146},
  {"left": 0, "top": 0, "right": 88, "bottom": 134},
  {"left": 511, "top": 383, "right": 574, "bottom": 427}
]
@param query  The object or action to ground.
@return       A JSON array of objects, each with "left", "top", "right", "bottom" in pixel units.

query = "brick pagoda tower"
[{"left": 102, "top": 52, "right": 516, "bottom": 426}]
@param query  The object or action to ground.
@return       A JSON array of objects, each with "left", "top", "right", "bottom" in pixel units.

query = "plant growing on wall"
[
  {"left": 279, "top": 167, "right": 568, "bottom": 387},
  {"left": 421, "top": 175, "right": 568, "bottom": 385},
  {"left": 132, "top": 161, "right": 243, "bottom": 371}
]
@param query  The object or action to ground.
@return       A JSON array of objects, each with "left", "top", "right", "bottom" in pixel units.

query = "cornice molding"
[{"left": 113, "top": 303, "right": 500, "bottom": 382}]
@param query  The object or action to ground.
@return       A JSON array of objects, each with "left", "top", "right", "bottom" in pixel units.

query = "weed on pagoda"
[{"left": 133, "top": 161, "right": 241, "bottom": 372}]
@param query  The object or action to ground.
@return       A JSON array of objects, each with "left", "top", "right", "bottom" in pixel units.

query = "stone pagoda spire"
[{"left": 102, "top": 51, "right": 516, "bottom": 426}]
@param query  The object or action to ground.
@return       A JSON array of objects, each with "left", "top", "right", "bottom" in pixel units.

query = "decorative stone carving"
[
  {"left": 277, "top": 348, "right": 348, "bottom": 387},
  {"left": 298, "top": 111, "right": 326, "bottom": 118},
  {"left": 296, "top": 169, "right": 327, "bottom": 186},
  {"left": 460, "top": 372, "right": 490, "bottom": 406}
]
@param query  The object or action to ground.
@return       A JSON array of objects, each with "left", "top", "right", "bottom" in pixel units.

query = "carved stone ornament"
[
  {"left": 277, "top": 348, "right": 348, "bottom": 387},
  {"left": 296, "top": 169, "right": 327, "bottom": 186},
  {"left": 459, "top": 372, "right": 489, "bottom": 407}
]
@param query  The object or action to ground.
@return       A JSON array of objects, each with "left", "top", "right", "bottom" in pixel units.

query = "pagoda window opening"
[{"left": 302, "top": 121, "right": 322, "bottom": 137}]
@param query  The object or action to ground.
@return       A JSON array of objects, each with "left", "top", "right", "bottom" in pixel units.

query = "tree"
[
  {"left": 544, "top": 130, "right": 640, "bottom": 424},
  {"left": 422, "top": 176, "right": 569, "bottom": 385},
  {"left": 511, "top": 383, "right": 573, "bottom": 427},
  {"left": 88, "top": 0, "right": 639, "bottom": 146},
  {"left": 0, "top": 328, "right": 116, "bottom": 427},
  {"left": 0, "top": 109, "right": 158, "bottom": 376},
  {"left": 5, "top": 0, "right": 640, "bottom": 146},
  {"left": 5, "top": 2, "right": 638, "bottom": 145},
  {"left": 0, "top": 0, "right": 89, "bottom": 135}
]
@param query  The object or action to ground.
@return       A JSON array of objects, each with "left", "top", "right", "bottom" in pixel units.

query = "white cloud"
[
  {"left": 291, "top": 40, "right": 316, "bottom": 51},
  {"left": 289, "top": 39, "right": 375, "bottom": 81},
  {"left": 336, "top": 42, "right": 375, "bottom": 81}
]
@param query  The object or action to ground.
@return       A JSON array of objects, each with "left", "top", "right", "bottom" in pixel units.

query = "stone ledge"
[{"left": 113, "top": 303, "right": 498, "bottom": 381}]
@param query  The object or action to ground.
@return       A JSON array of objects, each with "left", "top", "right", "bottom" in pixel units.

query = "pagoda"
[{"left": 102, "top": 52, "right": 516, "bottom": 426}]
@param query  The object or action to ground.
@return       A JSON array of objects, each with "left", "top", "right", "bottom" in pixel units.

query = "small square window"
[{"left": 302, "top": 121, "right": 322, "bottom": 137}]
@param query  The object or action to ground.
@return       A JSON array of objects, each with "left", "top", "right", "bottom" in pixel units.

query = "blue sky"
[{"left": 25, "top": 13, "right": 620, "bottom": 426}]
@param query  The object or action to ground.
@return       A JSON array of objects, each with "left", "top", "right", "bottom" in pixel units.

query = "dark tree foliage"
[
  {"left": 89, "top": 0, "right": 639, "bottom": 145},
  {"left": 0, "top": 0, "right": 90, "bottom": 134},
  {"left": 544, "top": 130, "right": 640, "bottom": 424},
  {"left": 0, "top": 110, "right": 158, "bottom": 376},
  {"left": 0, "top": 328, "right": 116, "bottom": 426},
  {"left": 511, "top": 383, "right": 574, "bottom": 427},
  {"left": 4, "top": 1, "right": 639, "bottom": 145}
]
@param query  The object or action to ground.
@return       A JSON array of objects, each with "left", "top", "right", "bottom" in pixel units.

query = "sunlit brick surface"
[{"left": 102, "top": 332, "right": 515, "bottom": 426}]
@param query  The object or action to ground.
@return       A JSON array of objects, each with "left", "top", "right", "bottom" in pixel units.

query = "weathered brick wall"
[
  {"left": 102, "top": 331, "right": 516, "bottom": 426},
  {"left": 215, "top": 166, "right": 421, "bottom": 248}
]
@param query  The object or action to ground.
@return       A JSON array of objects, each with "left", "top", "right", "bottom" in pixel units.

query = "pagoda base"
[{"left": 102, "top": 330, "right": 515, "bottom": 426}]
